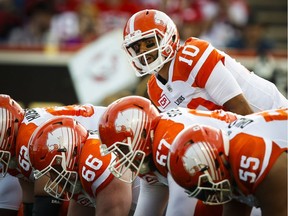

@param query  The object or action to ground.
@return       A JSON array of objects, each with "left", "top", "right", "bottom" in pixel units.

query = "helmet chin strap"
[
  {"left": 9, "top": 155, "right": 17, "bottom": 169},
  {"left": 139, "top": 161, "right": 150, "bottom": 174},
  {"left": 72, "top": 180, "right": 82, "bottom": 194}
]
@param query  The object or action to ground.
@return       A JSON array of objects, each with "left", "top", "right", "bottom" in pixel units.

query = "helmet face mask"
[
  {"left": 34, "top": 155, "right": 78, "bottom": 201},
  {"left": 0, "top": 94, "right": 24, "bottom": 178},
  {"left": 99, "top": 96, "right": 160, "bottom": 183},
  {"left": 101, "top": 138, "right": 146, "bottom": 183},
  {"left": 124, "top": 29, "right": 166, "bottom": 77},
  {"left": 0, "top": 151, "right": 11, "bottom": 177},
  {"left": 168, "top": 124, "right": 232, "bottom": 205},
  {"left": 186, "top": 171, "right": 232, "bottom": 205},
  {"left": 122, "top": 9, "right": 180, "bottom": 77}
]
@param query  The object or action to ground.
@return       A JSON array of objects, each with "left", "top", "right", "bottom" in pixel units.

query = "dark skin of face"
[{"left": 130, "top": 37, "right": 158, "bottom": 65}]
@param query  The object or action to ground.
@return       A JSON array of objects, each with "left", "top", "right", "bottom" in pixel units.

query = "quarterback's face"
[{"left": 130, "top": 37, "right": 158, "bottom": 65}]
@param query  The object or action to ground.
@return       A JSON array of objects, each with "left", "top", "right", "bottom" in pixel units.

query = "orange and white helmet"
[
  {"left": 28, "top": 116, "right": 88, "bottom": 200},
  {"left": 123, "top": 9, "right": 180, "bottom": 77},
  {"left": 168, "top": 124, "right": 232, "bottom": 205},
  {"left": 0, "top": 94, "right": 24, "bottom": 177},
  {"left": 99, "top": 96, "right": 160, "bottom": 183}
]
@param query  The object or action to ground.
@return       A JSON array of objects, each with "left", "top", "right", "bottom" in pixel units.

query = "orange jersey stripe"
[
  {"left": 187, "top": 97, "right": 224, "bottom": 110},
  {"left": 193, "top": 49, "right": 224, "bottom": 88},
  {"left": 147, "top": 74, "right": 162, "bottom": 107},
  {"left": 173, "top": 37, "right": 211, "bottom": 82}
]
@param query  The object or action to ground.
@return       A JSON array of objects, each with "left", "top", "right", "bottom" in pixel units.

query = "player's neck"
[{"left": 157, "top": 62, "right": 170, "bottom": 82}]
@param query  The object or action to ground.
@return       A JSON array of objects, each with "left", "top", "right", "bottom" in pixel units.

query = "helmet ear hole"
[
  {"left": 72, "top": 146, "right": 77, "bottom": 156},
  {"left": 185, "top": 140, "right": 194, "bottom": 146},
  {"left": 214, "top": 158, "right": 220, "bottom": 169},
  {"left": 141, "top": 129, "right": 147, "bottom": 139},
  {"left": 6, "top": 127, "right": 12, "bottom": 137},
  {"left": 172, "top": 35, "right": 176, "bottom": 42}
]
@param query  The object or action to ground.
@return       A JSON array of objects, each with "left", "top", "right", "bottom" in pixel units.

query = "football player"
[
  {"left": 0, "top": 94, "right": 139, "bottom": 216},
  {"left": 28, "top": 116, "right": 133, "bottom": 216},
  {"left": 121, "top": 9, "right": 288, "bottom": 115},
  {"left": 15, "top": 100, "right": 107, "bottom": 216},
  {"left": 168, "top": 108, "right": 287, "bottom": 216},
  {"left": 98, "top": 95, "right": 242, "bottom": 216},
  {"left": 0, "top": 94, "right": 26, "bottom": 216}
]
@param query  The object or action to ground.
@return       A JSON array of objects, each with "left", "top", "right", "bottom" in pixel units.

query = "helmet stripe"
[
  {"left": 0, "top": 108, "right": 10, "bottom": 149},
  {"left": 202, "top": 141, "right": 221, "bottom": 180},
  {"left": 132, "top": 109, "right": 146, "bottom": 152},
  {"left": 192, "top": 142, "right": 219, "bottom": 180},
  {"left": 129, "top": 14, "right": 136, "bottom": 34}
]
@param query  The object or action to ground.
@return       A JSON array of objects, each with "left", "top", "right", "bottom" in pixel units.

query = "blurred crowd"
[
  {"left": 0, "top": 0, "right": 275, "bottom": 52},
  {"left": 0, "top": 0, "right": 286, "bottom": 96}
]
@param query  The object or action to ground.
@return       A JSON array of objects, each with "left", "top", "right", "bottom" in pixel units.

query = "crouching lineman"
[
  {"left": 28, "top": 116, "right": 134, "bottom": 216},
  {"left": 0, "top": 94, "right": 138, "bottom": 215},
  {"left": 168, "top": 108, "right": 287, "bottom": 216},
  {"left": 98, "top": 95, "right": 243, "bottom": 216}
]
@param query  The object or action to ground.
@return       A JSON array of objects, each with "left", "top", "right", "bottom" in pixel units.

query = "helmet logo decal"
[
  {"left": 186, "top": 141, "right": 220, "bottom": 181},
  {"left": 182, "top": 146, "right": 201, "bottom": 176},
  {"left": 25, "top": 109, "right": 40, "bottom": 122},
  {"left": 115, "top": 110, "right": 134, "bottom": 133},
  {"left": 47, "top": 128, "right": 68, "bottom": 152},
  {"left": 115, "top": 108, "right": 146, "bottom": 149},
  {"left": 154, "top": 12, "right": 165, "bottom": 27},
  {"left": 46, "top": 127, "right": 75, "bottom": 168}
]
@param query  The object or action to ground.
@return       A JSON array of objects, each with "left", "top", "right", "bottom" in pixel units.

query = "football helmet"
[
  {"left": 123, "top": 9, "right": 180, "bottom": 77},
  {"left": 167, "top": 124, "right": 232, "bottom": 205},
  {"left": 0, "top": 94, "right": 24, "bottom": 177},
  {"left": 99, "top": 96, "right": 160, "bottom": 183},
  {"left": 28, "top": 116, "right": 88, "bottom": 201}
]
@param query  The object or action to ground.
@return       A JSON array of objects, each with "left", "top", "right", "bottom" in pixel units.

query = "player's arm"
[
  {"left": 67, "top": 199, "right": 94, "bottom": 216},
  {"left": 204, "top": 61, "right": 254, "bottom": 115},
  {"left": 33, "top": 177, "right": 63, "bottom": 216},
  {"left": 134, "top": 178, "right": 169, "bottom": 216},
  {"left": 18, "top": 179, "right": 34, "bottom": 216},
  {"left": 80, "top": 134, "right": 132, "bottom": 215},
  {"left": 223, "top": 94, "right": 253, "bottom": 115},
  {"left": 95, "top": 174, "right": 132, "bottom": 216},
  {"left": 223, "top": 199, "right": 252, "bottom": 216},
  {"left": 254, "top": 152, "right": 287, "bottom": 216}
]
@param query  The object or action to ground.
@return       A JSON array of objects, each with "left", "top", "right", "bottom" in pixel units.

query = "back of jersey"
[
  {"left": 228, "top": 108, "right": 287, "bottom": 146},
  {"left": 152, "top": 107, "right": 239, "bottom": 177},
  {"left": 227, "top": 108, "right": 287, "bottom": 195}
]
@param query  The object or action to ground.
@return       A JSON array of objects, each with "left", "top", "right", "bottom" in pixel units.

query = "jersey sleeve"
[
  {"left": 204, "top": 60, "right": 243, "bottom": 105},
  {"left": 15, "top": 122, "right": 38, "bottom": 180},
  {"left": 153, "top": 119, "right": 185, "bottom": 177},
  {"left": 45, "top": 104, "right": 95, "bottom": 117},
  {"left": 147, "top": 75, "right": 164, "bottom": 110}
]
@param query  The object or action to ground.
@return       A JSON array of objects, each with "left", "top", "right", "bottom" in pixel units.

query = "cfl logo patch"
[{"left": 158, "top": 94, "right": 170, "bottom": 109}]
